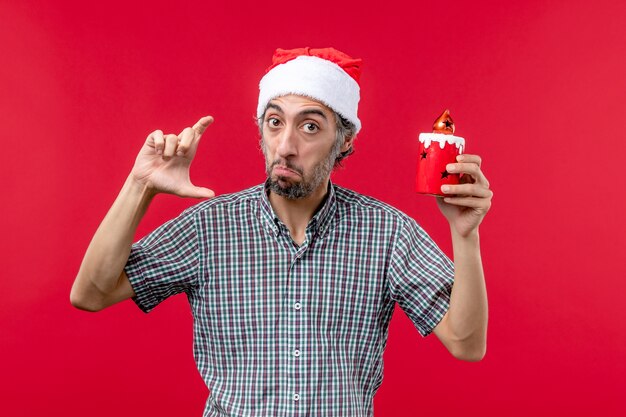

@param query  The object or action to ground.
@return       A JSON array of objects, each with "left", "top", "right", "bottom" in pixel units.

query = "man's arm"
[
  {"left": 433, "top": 229, "right": 487, "bottom": 361},
  {"left": 70, "top": 177, "right": 154, "bottom": 311},
  {"left": 70, "top": 116, "right": 214, "bottom": 312},
  {"left": 432, "top": 153, "right": 492, "bottom": 361}
]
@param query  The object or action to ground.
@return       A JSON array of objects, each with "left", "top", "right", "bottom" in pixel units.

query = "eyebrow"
[
  {"left": 265, "top": 103, "right": 329, "bottom": 122},
  {"left": 300, "top": 109, "right": 328, "bottom": 121},
  {"left": 265, "top": 103, "right": 284, "bottom": 114}
]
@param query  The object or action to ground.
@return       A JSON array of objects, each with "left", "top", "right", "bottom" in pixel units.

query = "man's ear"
[{"left": 341, "top": 135, "right": 355, "bottom": 153}]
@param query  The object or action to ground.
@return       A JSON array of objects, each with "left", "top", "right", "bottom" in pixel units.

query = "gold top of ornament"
[{"left": 432, "top": 109, "right": 455, "bottom": 135}]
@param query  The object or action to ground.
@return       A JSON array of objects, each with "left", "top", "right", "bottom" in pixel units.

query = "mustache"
[{"left": 271, "top": 159, "right": 303, "bottom": 175}]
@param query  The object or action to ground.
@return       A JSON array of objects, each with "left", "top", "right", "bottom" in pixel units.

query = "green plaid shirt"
[{"left": 125, "top": 181, "right": 454, "bottom": 417}]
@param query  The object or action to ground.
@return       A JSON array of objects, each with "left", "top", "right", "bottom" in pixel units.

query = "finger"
[
  {"left": 192, "top": 115, "right": 214, "bottom": 137},
  {"left": 447, "top": 162, "right": 489, "bottom": 187},
  {"left": 442, "top": 196, "right": 492, "bottom": 210},
  {"left": 163, "top": 134, "right": 178, "bottom": 158},
  {"left": 177, "top": 127, "right": 195, "bottom": 156},
  {"left": 149, "top": 130, "right": 165, "bottom": 155},
  {"left": 441, "top": 183, "right": 493, "bottom": 199},
  {"left": 457, "top": 154, "right": 482, "bottom": 167}
]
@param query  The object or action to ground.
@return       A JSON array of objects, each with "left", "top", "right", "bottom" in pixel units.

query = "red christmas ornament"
[{"left": 415, "top": 110, "right": 465, "bottom": 196}]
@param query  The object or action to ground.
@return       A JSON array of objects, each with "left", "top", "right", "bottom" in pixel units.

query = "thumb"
[{"left": 180, "top": 185, "right": 215, "bottom": 199}]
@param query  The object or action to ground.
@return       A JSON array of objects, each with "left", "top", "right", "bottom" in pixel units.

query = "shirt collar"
[{"left": 258, "top": 179, "right": 337, "bottom": 239}]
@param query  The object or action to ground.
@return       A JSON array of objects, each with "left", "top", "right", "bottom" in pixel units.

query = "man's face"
[{"left": 260, "top": 95, "right": 349, "bottom": 199}]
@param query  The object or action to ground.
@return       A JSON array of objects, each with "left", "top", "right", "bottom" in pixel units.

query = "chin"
[{"left": 268, "top": 177, "right": 312, "bottom": 200}]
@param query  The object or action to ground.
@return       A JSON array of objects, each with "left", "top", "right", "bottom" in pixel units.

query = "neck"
[{"left": 268, "top": 180, "right": 330, "bottom": 245}]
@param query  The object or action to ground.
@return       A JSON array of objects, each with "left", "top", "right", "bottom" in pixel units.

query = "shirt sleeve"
[
  {"left": 388, "top": 217, "right": 455, "bottom": 337},
  {"left": 124, "top": 208, "right": 200, "bottom": 313}
]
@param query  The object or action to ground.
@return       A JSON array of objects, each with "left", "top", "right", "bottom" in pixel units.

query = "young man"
[{"left": 71, "top": 47, "right": 492, "bottom": 416}]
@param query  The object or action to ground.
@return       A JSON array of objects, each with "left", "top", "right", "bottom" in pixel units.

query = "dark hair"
[{"left": 333, "top": 113, "right": 355, "bottom": 167}]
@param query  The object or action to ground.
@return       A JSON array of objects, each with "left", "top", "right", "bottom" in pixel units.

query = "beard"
[{"left": 261, "top": 138, "right": 341, "bottom": 199}]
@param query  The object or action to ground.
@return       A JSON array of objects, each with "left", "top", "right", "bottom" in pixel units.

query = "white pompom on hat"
[{"left": 257, "top": 47, "right": 363, "bottom": 133}]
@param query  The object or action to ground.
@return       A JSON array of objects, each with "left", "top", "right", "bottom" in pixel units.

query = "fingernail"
[
  {"left": 442, "top": 185, "right": 450, "bottom": 193},
  {"left": 446, "top": 164, "right": 455, "bottom": 172},
  {"left": 457, "top": 155, "right": 464, "bottom": 161}
]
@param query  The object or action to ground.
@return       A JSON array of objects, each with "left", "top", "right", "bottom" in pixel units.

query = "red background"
[{"left": 2, "top": 1, "right": 625, "bottom": 416}]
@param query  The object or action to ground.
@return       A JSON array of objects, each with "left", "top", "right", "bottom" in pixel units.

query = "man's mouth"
[
  {"left": 272, "top": 161, "right": 303, "bottom": 177},
  {"left": 273, "top": 165, "right": 300, "bottom": 177}
]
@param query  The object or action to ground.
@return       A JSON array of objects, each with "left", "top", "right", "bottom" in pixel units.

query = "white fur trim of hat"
[{"left": 257, "top": 55, "right": 361, "bottom": 133}]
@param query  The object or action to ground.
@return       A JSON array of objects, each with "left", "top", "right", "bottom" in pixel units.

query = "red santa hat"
[{"left": 257, "top": 47, "right": 363, "bottom": 133}]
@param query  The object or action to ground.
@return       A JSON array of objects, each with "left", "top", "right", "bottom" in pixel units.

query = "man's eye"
[
  {"left": 304, "top": 123, "right": 318, "bottom": 132},
  {"left": 267, "top": 118, "right": 280, "bottom": 127}
]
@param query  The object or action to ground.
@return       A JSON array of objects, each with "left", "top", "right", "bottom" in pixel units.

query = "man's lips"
[{"left": 273, "top": 165, "right": 301, "bottom": 177}]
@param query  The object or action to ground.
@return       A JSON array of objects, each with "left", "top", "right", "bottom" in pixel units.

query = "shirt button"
[
  {"left": 294, "top": 302, "right": 301, "bottom": 310},
  {"left": 294, "top": 349, "right": 301, "bottom": 357},
  {"left": 293, "top": 394, "right": 300, "bottom": 401}
]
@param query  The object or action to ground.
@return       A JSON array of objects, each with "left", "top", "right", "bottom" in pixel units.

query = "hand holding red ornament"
[{"left": 436, "top": 153, "right": 493, "bottom": 238}]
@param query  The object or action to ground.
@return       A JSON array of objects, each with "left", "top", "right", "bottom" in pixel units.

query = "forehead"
[{"left": 266, "top": 94, "right": 334, "bottom": 119}]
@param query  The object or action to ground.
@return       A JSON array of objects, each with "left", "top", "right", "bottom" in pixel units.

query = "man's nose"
[{"left": 276, "top": 126, "right": 298, "bottom": 157}]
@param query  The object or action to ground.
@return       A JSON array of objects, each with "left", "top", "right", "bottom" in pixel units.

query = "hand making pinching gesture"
[{"left": 130, "top": 116, "right": 215, "bottom": 199}]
